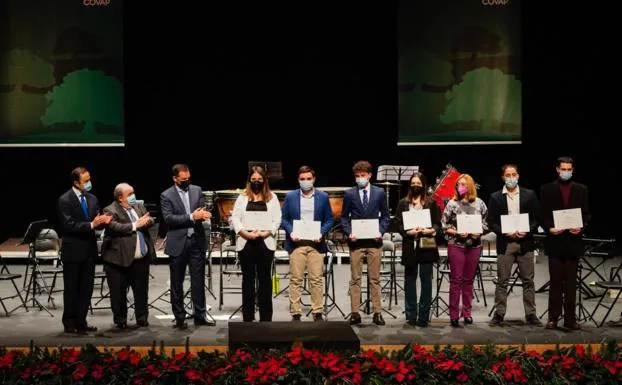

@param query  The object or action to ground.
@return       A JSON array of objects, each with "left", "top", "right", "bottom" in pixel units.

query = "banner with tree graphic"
[
  {"left": 398, "top": 0, "right": 521, "bottom": 145},
  {"left": 0, "top": 0, "right": 123, "bottom": 147}
]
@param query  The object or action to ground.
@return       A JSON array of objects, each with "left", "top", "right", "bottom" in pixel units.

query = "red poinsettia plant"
[{"left": 0, "top": 340, "right": 620, "bottom": 384}]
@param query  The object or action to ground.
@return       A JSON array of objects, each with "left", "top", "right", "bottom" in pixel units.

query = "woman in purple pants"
[{"left": 441, "top": 174, "right": 488, "bottom": 327}]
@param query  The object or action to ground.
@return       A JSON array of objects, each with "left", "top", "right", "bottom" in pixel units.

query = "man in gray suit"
[
  {"left": 161, "top": 164, "right": 214, "bottom": 329},
  {"left": 101, "top": 183, "right": 155, "bottom": 329}
]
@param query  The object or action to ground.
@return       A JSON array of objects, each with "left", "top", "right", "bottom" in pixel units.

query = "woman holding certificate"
[
  {"left": 395, "top": 172, "right": 441, "bottom": 327},
  {"left": 441, "top": 174, "right": 488, "bottom": 327},
  {"left": 231, "top": 166, "right": 282, "bottom": 322}
]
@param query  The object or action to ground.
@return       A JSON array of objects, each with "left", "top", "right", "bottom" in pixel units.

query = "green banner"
[
  {"left": 398, "top": 0, "right": 521, "bottom": 145},
  {"left": 0, "top": 0, "right": 123, "bottom": 147}
]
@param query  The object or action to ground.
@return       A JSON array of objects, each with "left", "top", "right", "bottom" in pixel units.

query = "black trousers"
[
  {"left": 239, "top": 240, "right": 274, "bottom": 322},
  {"left": 169, "top": 236, "right": 206, "bottom": 323},
  {"left": 548, "top": 257, "right": 579, "bottom": 324},
  {"left": 62, "top": 257, "right": 95, "bottom": 330},
  {"left": 104, "top": 257, "right": 150, "bottom": 324}
]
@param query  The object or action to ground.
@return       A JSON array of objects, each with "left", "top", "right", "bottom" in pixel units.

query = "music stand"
[
  {"left": 20, "top": 219, "right": 54, "bottom": 317},
  {"left": 248, "top": 161, "right": 283, "bottom": 182},
  {"left": 376, "top": 165, "right": 419, "bottom": 213}
]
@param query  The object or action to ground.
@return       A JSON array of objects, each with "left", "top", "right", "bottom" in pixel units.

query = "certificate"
[
  {"left": 457, "top": 214, "right": 483, "bottom": 234},
  {"left": 243, "top": 211, "right": 271, "bottom": 231},
  {"left": 351, "top": 219, "right": 380, "bottom": 239},
  {"left": 293, "top": 220, "right": 321, "bottom": 240},
  {"left": 501, "top": 213, "right": 530, "bottom": 233},
  {"left": 402, "top": 209, "right": 432, "bottom": 230},
  {"left": 553, "top": 208, "right": 583, "bottom": 230}
]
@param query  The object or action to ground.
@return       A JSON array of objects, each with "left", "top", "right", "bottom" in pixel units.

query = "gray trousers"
[{"left": 494, "top": 242, "right": 536, "bottom": 317}]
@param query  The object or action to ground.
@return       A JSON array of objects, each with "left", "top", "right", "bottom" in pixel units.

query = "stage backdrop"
[
  {"left": 398, "top": 0, "right": 521, "bottom": 145},
  {"left": 0, "top": 0, "right": 123, "bottom": 147}
]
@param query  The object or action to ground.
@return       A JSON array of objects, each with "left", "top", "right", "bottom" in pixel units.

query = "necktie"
[
  {"left": 362, "top": 189, "right": 369, "bottom": 211},
  {"left": 128, "top": 210, "right": 147, "bottom": 256},
  {"left": 80, "top": 194, "right": 90, "bottom": 221},
  {"left": 181, "top": 191, "right": 194, "bottom": 236}
]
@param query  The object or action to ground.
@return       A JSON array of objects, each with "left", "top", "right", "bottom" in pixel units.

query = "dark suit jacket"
[
  {"left": 539, "top": 181, "right": 590, "bottom": 258},
  {"left": 160, "top": 184, "right": 207, "bottom": 256},
  {"left": 281, "top": 189, "right": 334, "bottom": 253},
  {"left": 101, "top": 201, "right": 156, "bottom": 267},
  {"left": 487, "top": 187, "right": 540, "bottom": 255},
  {"left": 341, "top": 185, "right": 391, "bottom": 249},
  {"left": 395, "top": 197, "right": 441, "bottom": 265},
  {"left": 57, "top": 188, "right": 101, "bottom": 263}
]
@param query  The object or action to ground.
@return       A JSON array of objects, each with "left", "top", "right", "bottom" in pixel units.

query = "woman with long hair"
[
  {"left": 395, "top": 172, "right": 441, "bottom": 327},
  {"left": 441, "top": 173, "right": 488, "bottom": 327},
  {"left": 230, "top": 166, "right": 282, "bottom": 322}
]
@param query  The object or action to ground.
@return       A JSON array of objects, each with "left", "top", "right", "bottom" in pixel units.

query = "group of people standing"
[{"left": 56, "top": 156, "right": 591, "bottom": 333}]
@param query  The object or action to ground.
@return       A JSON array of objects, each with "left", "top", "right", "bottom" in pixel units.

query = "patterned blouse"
[{"left": 441, "top": 197, "right": 488, "bottom": 246}]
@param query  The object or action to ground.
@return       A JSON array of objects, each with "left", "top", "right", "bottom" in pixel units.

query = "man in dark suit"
[
  {"left": 160, "top": 164, "right": 214, "bottom": 329},
  {"left": 487, "top": 164, "right": 542, "bottom": 327},
  {"left": 540, "top": 156, "right": 590, "bottom": 330},
  {"left": 57, "top": 167, "right": 111, "bottom": 334},
  {"left": 281, "top": 166, "right": 334, "bottom": 322},
  {"left": 101, "top": 183, "right": 155, "bottom": 329},
  {"left": 341, "top": 160, "right": 390, "bottom": 326}
]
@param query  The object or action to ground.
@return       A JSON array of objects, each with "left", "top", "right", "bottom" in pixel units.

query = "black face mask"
[
  {"left": 251, "top": 181, "right": 264, "bottom": 193},
  {"left": 411, "top": 186, "right": 424, "bottom": 196},
  {"left": 178, "top": 180, "right": 190, "bottom": 191}
]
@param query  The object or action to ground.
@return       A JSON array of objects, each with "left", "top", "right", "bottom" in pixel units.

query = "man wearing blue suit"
[
  {"left": 160, "top": 164, "right": 215, "bottom": 329},
  {"left": 341, "top": 160, "right": 390, "bottom": 326},
  {"left": 282, "top": 166, "right": 334, "bottom": 321}
]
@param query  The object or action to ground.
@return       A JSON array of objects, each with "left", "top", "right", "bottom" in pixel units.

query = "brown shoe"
[{"left": 545, "top": 321, "right": 557, "bottom": 330}]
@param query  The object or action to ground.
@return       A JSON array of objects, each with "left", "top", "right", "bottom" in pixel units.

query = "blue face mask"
[
  {"left": 356, "top": 177, "right": 368, "bottom": 188},
  {"left": 299, "top": 180, "right": 314, "bottom": 192},
  {"left": 82, "top": 181, "right": 92, "bottom": 192},
  {"left": 559, "top": 171, "right": 573, "bottom": 181},
  {"left": 504, "top": 178, "right": 518, "bottom": 189},
  {"left": 127, "top": 194, "right": 137, "bottom": 205}
]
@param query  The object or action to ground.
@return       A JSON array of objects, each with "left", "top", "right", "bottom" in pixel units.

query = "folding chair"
[{"left": 0, "top": 254, "right": 28, "bottom": 316}]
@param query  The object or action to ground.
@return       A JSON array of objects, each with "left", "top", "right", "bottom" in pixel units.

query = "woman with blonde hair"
[
  {"left": 441, "top": 174, "right": 488, "bottom": 327},
  {"left": 231, "top": 166, "right": 282, "bottom": 322}
]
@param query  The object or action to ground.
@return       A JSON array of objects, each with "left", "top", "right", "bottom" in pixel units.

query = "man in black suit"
[
  {"left": 341, "top": 160, "right": 391, "bottom": 326},
  {"left": 540, "top": 156, "right": 590, "bottom": 330},
  {"left": 160, "top": 164, "right": 214, "bottom": 329},
  {"left": 57, "top": 167, "right": 111, "bottom": 334},
  {"left": 101, "top": 183, "right": 155, "bottom": 329},
  {"left": 487, "top": 164, "right": 542, "bottom": 327}
]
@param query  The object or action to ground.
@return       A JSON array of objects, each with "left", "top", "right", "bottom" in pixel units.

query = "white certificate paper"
[
  {"left": 293, "top": 220, "right": 321, "bottom": 240},
  {"left": 352, "top": 219, "right": 380, "bottom": 239},
  {"left": 457, "top": 214, "right": 483, "bottom": 234},
  {"left": 553, "top": 208, "right": 583, "bottom": 230},
  {"left": 243, "top": 211, "right": 271, "bottom": 230},
  {"left": 402, "top": 209, "right": 432, "bottom": 230},
  {"left": 501, "top": 213, "right": 530, "bottom": 233}
]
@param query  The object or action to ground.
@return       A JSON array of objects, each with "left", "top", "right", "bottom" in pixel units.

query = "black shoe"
[
  {"left": 313, "top": 313, "right": 323, "bottom": 322},
  {"left": 136, "top": 320, "right": 149, "bottom": 327},
  {"left": 416, "top": 320, "right": 429, "bottom": 328},
  {"left": 450, "top": 319, "right": 461, "bottom": 328},
  {"left": 64, "top": 327, "right": 78, "bottom": 334},
  {"left": 116, "top": 322, "right": 128, "bottom": 330},
  {"left": 173, "top": 321, "right": 188, "bottom": 330},
  {"left": 194, "top": 318, "right": 216, "bottom": 327},
  {"left": 406, "top": 319, "right": 417, "bottom": 327},
  {"left": 463, "top": 317, "right": 473, "bottom": 325},
  {"left": 349, "top": 313, "right": 362, "bottom": 325},
  {"left": 489, "top": 313, "right": 504, "bottom": 326},
  {"left": 292, "top": 314, "right": 302, "bottom": 322},
  {"left": 525, "top": 314, "right": 542, "bottom": 327},
  {"left": 373, "top": 313, "right": 385, "bottom": 326}
]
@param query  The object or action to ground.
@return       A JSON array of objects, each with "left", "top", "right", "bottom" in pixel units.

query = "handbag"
[{"left": 419, "top": 236, "right": 437, "bottom": 249}]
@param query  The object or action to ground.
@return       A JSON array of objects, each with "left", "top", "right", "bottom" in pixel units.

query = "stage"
[{"left": 1, "top": 255, "right": 621, "bottom": 350}]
